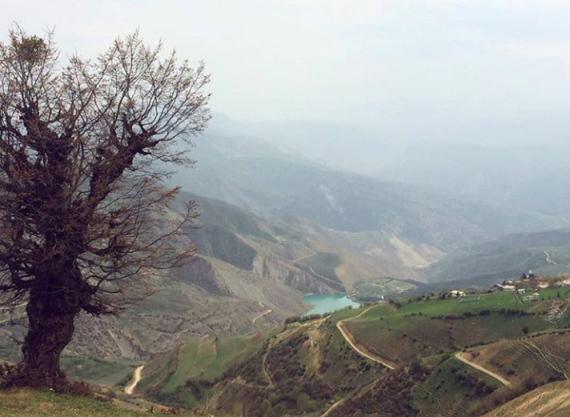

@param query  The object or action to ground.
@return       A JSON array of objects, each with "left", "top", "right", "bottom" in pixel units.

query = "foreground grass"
[{"left": 0, "top": 389, "right": 202, "bottom": 417}]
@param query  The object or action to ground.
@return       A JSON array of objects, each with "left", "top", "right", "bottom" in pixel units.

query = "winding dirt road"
[
  {"left": 336, "top": 306, "right": 396, "bottom": 370},
  {"left": 455, "top": 353, "right": 511, "bottom": 387},
  {"left": 124, "top": 365, "right": 144, "bottom": 395},
  {"left": 544, "top": 251, "right": 558, "bottom": 265},
  {"left": 334, "top": 305, "right": 511, "bottom": 390}
]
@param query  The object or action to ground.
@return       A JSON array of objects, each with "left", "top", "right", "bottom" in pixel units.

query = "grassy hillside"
[
  {"left": 353, "top": 277, "right": 416, "bottom": 300},
  {"left": 138, "top": 331, "right": 276, "bottom": 408},
  {"left": 136, "top": 288, "right": 570, "bottom": 416},
  {"left": 139, "top": 316, "right": 389, "bottom": 416},
  {"left": 0, "top": 389, "right": 201, "bottom": 417},
  {"left": 343, "top": 289, "right": 569, "bottom": 366}
]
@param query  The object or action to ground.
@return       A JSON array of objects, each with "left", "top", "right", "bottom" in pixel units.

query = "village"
[{"left": 444, "top": 271, "right": 570, "bottom": 302}]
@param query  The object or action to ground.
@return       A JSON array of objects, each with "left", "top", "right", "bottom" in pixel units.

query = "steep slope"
[
  {"left": 481, "top": 381, "right": 570, "bottom": 417},
  {"left": 0, "top": 192, "right": 428, "bottom": 364},
  {"left": 138, "top": 315, "right": 391, "bottom": 415}
]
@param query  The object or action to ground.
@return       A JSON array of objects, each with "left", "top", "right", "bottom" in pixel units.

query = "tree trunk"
[{"left": 20, "top": 290, "right": 80, "bottom": 387}]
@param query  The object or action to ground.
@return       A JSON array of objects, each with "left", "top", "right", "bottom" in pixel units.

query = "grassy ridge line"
[
  {"left": 343, "top": 289, "right": 567, "bottom": 366},
  {"left": 0, "top": 390, "right": 205, "bottom": 417}
]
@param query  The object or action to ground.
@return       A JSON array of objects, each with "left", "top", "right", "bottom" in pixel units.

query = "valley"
[
  {"left": 125, "top": 287, "right": 570, "bottom": 416},
  {"left": 3, "top": 127, "right": 570, "bottom": 416},
  {"left": 2, "top": 5, "right": 570, "bottom": 417}
]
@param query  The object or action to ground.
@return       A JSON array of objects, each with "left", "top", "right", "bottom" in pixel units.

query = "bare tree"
[{"left": 0, "top": 27, "right": 210, "bottom": 387}]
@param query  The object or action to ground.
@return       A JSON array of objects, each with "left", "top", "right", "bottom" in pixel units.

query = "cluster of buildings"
[
  {"left": 488, "top": 271, "right": 570, "bottom": 300},
  {"left": 441, "top": 271, "right": 570, "bottom": 301}
]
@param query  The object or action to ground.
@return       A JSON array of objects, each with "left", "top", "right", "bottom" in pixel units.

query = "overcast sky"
[{"left": 2, "top": 0, "right": 570, "bottom": 139}]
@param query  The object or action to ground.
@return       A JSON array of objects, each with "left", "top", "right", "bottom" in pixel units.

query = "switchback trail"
[
  {"left": 125, "top": 365, "right": 144, "bottom": 395},
  {"left": 336, "top": 306, "right": 396, "bottom": 370},
  {"left": 455, "top": 352, "right": 511, "bottom": 386}
]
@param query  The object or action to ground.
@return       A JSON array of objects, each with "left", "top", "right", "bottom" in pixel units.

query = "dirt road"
[
  {"left": 124, "top": 365, "right": 144, "bottom": 395},
  {"left": 455, "top": 352, "right": 511, "bottom": 386},
  {"left": 336, "top": 306, "right": 396, "bottom": 370}
]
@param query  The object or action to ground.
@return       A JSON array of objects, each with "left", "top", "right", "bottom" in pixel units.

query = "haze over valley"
[{"left": 2, "top": 1, "right": 570, "bottom": 416}]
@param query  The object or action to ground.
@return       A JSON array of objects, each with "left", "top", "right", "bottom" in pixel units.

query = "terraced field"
[
  {"left": 341, "top": 290, "right": 568, "bottom": 365},
  {"left": 464, "top": 331, "right": 570, "bottom": 387},
  {"left": 130, "top": 290, "right": 570, "bottom": 416}
]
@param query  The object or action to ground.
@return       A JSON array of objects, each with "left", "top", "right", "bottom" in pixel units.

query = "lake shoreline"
[{"left": 302, "top": 293, "right": 361, "bottom": 316}]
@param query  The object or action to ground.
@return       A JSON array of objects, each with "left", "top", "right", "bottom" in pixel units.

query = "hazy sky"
[{"left": 2, "top": 0, "right": 570, "bottom": 136}]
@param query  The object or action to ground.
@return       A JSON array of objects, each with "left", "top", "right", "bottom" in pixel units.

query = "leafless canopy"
[{"left": 0, "top": 27, "right": 210, "bottom": 316}]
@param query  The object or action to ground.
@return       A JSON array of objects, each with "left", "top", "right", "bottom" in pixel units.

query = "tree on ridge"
[{"left": 0, "top": 27, "right": 210, "bottom": 387}]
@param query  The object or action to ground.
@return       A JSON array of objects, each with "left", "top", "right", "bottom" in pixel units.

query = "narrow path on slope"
[
  {"left": 272, "top": 250, "right": 344, "bottom": 291},
  {"left": 124, "top": 365, "right": 144, "bottom": 395},
  {"left": 295, "top": 261, "right": 345, "bottom": 289},
  {"left": 107, "top": 329, "right": 129, "bottom": 357},
  {"left": 253, "top": 309, "right": 273, "bottom": 323},
  {"left": 455, "top": 353, "right": 511, "bottom": 386},
  {"left": 336, "top": 306, "right": 396, "bottom": 370},
  {"left": 545, "top": 251, "right": 558, "bottom": 265},
  {"left": 261, "top": 345, "right": 275, "bottom": 388}
]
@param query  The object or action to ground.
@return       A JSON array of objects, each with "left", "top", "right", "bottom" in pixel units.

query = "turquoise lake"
[{"left": 302, "top": 293, "right": 361, "bottom": 315}]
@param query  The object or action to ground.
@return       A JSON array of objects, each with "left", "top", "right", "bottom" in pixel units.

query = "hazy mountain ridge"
[
  {"left": 174, "top": 133, "right": 565, "bottom": 253},
  {"left": 210, "top": 115, "right": 570, "bottom": 221},
  {"left": 426, "top": 229, "right": 570, "bottom": 283}
]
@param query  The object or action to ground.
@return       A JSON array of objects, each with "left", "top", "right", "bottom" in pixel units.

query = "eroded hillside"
[{"left": 135, "top": 288, "right": 570, "bottom": 417}]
